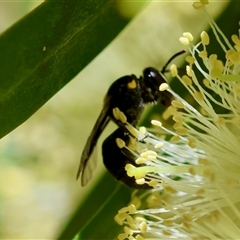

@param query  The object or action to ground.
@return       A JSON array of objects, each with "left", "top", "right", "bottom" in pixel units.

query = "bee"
[{"left": 77, "top": 50, "right": 185, "bottom": 188}]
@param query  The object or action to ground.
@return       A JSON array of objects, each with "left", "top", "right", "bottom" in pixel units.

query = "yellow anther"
[
  {"left": 179, "top": 36, "right": 190, "bottom": 45},
  {"left": 203, "top": 78, "right": 210, "bottom": 87},
  {"left": 154, "top": 142, "right": 164, "bottom": 148},
  {"left": 125, "top": 125, "right": 139, "bottom": 138},
  {"left": 173, "top": 114, "right": 183, "bottom": 123},
  {"left": 217, "top": 117, "right": 225, "bottom": 125},
  {"left": 171, "top": 100, "right": 184, "bottom": 109},
  {"left": 139, "top": 221, "right": 148, "bottom": 232},
  {"left": 189, "top": 167, "right": 196, "bottom": 175},
  {"left": 183, "top": 32, "right": 194, "bottom": 41},
  {"left": 176, "top": 127, "right": 188, "bottom": 135},
  {"left": 182, "top": 75, "right": 192, "bottom": 85},
  {"left": 201, "top": 31, "right": 210, "bottom": 45},
  {"left": 188, "top": 137, "right": 196, "bottom": 148},
  {"left": 148, "top": 179, "right": 159, "bottom": 188},
  {"left": 183, "top": 213, "right": 192, "bottom": 222},
  {"left": 159, "top": 83, "right": 169, "bottom": 91},
  {"left": 135, "top": 157, "right": 147, "bottom": 164},
  {"left": 186, "top": 65, "right": 193, "bottom": 77},
  {"left": 193, "top": 91, "right": 204, "bottom": 101},
  {"left": 128, "top": 204, "right": 136, "bottom": 214},
  {"left": 136, "top": 234, "right": 145, "bottom": 240},
  {"left": 135, "top": 172, "right": 146, "bottom": 180},
  {"left": 193, "top": 0, "right": 208, "bottom": 10},
  {"left": 151, "top": 119, "right": 162, "bottom": 127},
  {"left": 170, "top": 64, "right": 178, "bottom": 77},
  {"left": 124, "top": 226, "right": 133, "bottom": 235},
  {"left": 185, "top": 55, "right": 195, "bottom": 65},
  {"left": 136, "top": 178, "right": 145, "bottom": 185},
  {"left": 196, "top": 188, "right": 205, "bottom": 195},
  {"left": 199, "top": 50, "right": 208, "bottom": 58},
  {"left": 139, "top": 126, "right": 147, "bottom": 134},
  {"left": 198, "top": 158, "right": 210, "bottom": 165},
  {"left": 114, "top": 214, "right": 125, "bottom": 225},
  {"left": 113, "top": 107, "right": 120, "bottom": 120},
  {"left": 125, "top": 164, "right": 136, "bottom": 177},
  {"left": 173, "top": 122, "right": 182, "bottom": 130},
  {"left": 170, "top": 135, "right": 180, "bottom": 142},
  {"left": 118, "top": 233, "right": 128, "bottom": 240},
  {"left": 116, "top": 138, "right": 125, "bottom": 148},
  {"left": 231, "top": 34, "right": 240, "bottom": 45},
  {"left": 119, "top": 111, "right": 127, "bottom": 123}
]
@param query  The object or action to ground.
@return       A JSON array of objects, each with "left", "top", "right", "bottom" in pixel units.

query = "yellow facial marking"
[{"left": 127, "top": 80, "right": 137, "bottom": 89}]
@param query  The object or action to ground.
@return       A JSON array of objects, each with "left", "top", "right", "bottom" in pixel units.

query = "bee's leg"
[
  {"left": 111, "top": 107, "right": 141, "bottom": 139},
  {"left": 102, "top": 128, "right": 151, "bottom": 189}
]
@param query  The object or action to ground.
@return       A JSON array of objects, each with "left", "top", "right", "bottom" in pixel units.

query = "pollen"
[
  {"left": 159, "top": 83, "right": 169, "bottom": 91},
  {"left": 127, "top": 79, "right": 137, "bottom": 89}
]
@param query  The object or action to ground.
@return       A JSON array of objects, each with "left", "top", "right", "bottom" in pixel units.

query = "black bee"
[{"left": 77, "top": 50, "right": 185, "bottom": 188}]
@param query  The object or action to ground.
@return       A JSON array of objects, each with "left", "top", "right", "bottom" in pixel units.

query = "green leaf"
[
  {"left": 57, "top": 172, "right": 132, "bottom": 240},
  {"left": 0, "top": 0, "right": 128, "bottom": 138}
]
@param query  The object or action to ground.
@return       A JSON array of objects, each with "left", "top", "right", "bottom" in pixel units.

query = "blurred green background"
[{"left": 0, "top": 1, "right": 228, "bottom": 239}]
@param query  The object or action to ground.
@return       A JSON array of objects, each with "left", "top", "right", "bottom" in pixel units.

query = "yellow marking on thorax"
[{"left": 127, "top": 79, "right": 137, "bottom": 89}]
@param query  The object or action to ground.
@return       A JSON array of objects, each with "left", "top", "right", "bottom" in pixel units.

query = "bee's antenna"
[{"left": 161, "top": 50, "right": 186, "bottom": 74}]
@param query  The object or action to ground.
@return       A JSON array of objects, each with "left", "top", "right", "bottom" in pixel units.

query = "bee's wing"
[{"left": 77, "top": 98, "right": 111, "bottom": 186}]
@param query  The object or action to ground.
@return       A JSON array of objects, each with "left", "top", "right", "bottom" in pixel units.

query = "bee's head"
[{"left": 142, "top": 67, "right": 173, "bottom": 106}]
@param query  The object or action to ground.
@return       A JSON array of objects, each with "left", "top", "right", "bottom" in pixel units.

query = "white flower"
[{"left": 115, "top": 1, "right": 240, "bottom": 239}]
